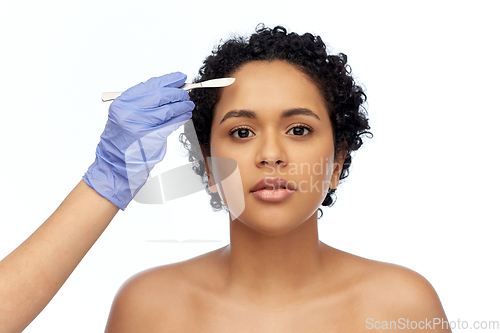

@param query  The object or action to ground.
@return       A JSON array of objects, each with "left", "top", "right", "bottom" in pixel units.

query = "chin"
[
  {"left": 248, "top": 223, "right": 301, "bottom": 237},
  {"left": 233, "top": 210, "right": 307, "bottom": 237}
]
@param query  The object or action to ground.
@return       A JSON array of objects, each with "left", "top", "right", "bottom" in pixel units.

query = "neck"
[{"left": 219, "top": 212, "right": 329, "bottom": 307}]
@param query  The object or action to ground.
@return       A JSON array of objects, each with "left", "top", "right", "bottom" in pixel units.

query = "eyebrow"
[{"left": 219, "top": 108, "right": 321, "bottom": 125}]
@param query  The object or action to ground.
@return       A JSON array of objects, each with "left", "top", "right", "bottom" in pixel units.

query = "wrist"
[{"left": 83, "top": 157, "right": 129, "bottom": 211}]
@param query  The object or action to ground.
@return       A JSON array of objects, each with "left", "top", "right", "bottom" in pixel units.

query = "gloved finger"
[
  {"left": 139, "top": 88, "right": 190, "bottom": 109},
  {"left": 122, "top": 72, "right": 188, "bottom": 98},
  {"left": 155, "top": 111, "right": 193, "bottom": 137},
  {"left": 161, "top": 100, "right": 195, "bottom": 123},
  {"left": 141, "top": 101, "right": 195, "bottom": 126},
  {"left": 155, "top": 72, "right": 188, "bottom": 88}
]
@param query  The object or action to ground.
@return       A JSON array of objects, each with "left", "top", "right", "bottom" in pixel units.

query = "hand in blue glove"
[{"left": 83, "top": 72, "right": 195, "bottom": 210}]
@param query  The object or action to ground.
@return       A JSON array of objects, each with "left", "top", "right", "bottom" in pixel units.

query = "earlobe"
[
  {"left": 329, "top": 166, "right": 340, "bottom": 190},
  {"left": 203, "top": 153, "right": 218, "bottom": 194},
  {"left": 330, "top": 150, "right": 346, "bottom": 190},
  {"left": 208, "top": 173, "right": 218, "bottom": 193},
  {"left": 329, "top": 177, "right": 339, "bottom": 190}
]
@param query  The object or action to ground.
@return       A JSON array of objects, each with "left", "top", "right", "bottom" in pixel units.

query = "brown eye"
[
  {"left": 287, "top": 125, "right": 313, "bottom": 136},
  {"left": 230, "top": 127, "right": 255, "bottom": 139}
]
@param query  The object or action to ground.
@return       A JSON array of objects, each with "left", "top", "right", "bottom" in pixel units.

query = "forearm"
[{"left": 0, "top": 179, "right": 119, "bottom": 333}]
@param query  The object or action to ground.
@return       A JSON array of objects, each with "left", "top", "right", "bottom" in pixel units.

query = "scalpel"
[{"left": 101, "top": 77, "right": 235, "bottom": 102}]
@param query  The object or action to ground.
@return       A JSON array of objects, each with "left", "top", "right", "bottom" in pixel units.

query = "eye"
[
  {"left": 229, "top": 126, "right": 255, "bottom": 139},
  {"left": 287, "top": 124, "right": 313, "bottom": 136}
]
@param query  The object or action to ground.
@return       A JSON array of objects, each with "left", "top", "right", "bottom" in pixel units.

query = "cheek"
[
  {"left": 209, "top": 155, "right": 246, "bottom": 220},
  {"left": 208, "top": 137, "right": 255, "bottom": 219},
  {"left": 299, "top": 150, "right": 336, "bottom": 196}
]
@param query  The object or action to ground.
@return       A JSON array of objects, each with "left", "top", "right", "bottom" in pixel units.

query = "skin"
[
  {"left": 105, "top": 61, "right": 451, "bottom": 332},
  {"left": 206, "top": 59, "right": 342, "bottom": 304},
  {"left": 0, "top": 180, "right": 119, "bottom": 333}
]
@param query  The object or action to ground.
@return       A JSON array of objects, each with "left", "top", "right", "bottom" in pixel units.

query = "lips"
[{"left": 250, "top": 177, "right": 296, "bottom": 192}]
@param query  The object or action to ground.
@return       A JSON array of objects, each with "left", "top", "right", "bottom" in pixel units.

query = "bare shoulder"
[
  {"left": 103, "top": 263, "right": 187, "bottom": 332},
  {"left": 104, "top": 247, "right": 223, "bottom": 333},
  {"left": 364, "top": 259, "right": 446, "bottom": 313},
  {"left": 330, "top": 248, "right": 450, "bottom": 331}
]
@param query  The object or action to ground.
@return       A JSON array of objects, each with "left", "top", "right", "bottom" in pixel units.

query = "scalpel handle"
[
  {"left": 101, "top": 91, "right": 123, "bottom": 102},
  {"left": 101, "top": 83, "right": 197, "bottom": 102}
]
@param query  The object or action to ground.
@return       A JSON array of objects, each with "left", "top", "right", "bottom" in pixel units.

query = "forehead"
[{"left": 213, "top": 60, "right": 328, "bottom": 123}]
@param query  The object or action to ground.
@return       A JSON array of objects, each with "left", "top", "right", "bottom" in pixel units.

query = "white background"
[{"left": 1, "top": 0, "right": 499, "bottom": 331}]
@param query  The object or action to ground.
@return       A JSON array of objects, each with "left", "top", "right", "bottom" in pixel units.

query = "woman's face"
[{"left": 207, "top": 60, "right": 343, "bottom": 235}]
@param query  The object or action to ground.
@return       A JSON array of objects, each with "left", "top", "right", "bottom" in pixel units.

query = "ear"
[
  {"left": 329, "top": 149, "right": 346, "bottom": 190},
  {"left": 202, "top": 148, "right": 218, "bottom": 193}
]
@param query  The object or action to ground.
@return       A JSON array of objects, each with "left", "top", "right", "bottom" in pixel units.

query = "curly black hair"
[{"left": 179, "top": 24, "right": 372, "bottom": 219}]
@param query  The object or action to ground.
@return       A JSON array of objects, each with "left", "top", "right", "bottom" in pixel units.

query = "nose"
[{"left": 255, "top": 131, "right": 288, "bottom": 170}]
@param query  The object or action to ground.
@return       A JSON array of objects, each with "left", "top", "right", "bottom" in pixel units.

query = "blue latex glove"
[{"left": 83, "top": 72, "right": 195, "bottom": 210}]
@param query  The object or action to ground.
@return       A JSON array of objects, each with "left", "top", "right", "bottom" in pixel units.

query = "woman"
[{"left": 104, "top": 26, "right": 451, "bottom": 332}]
